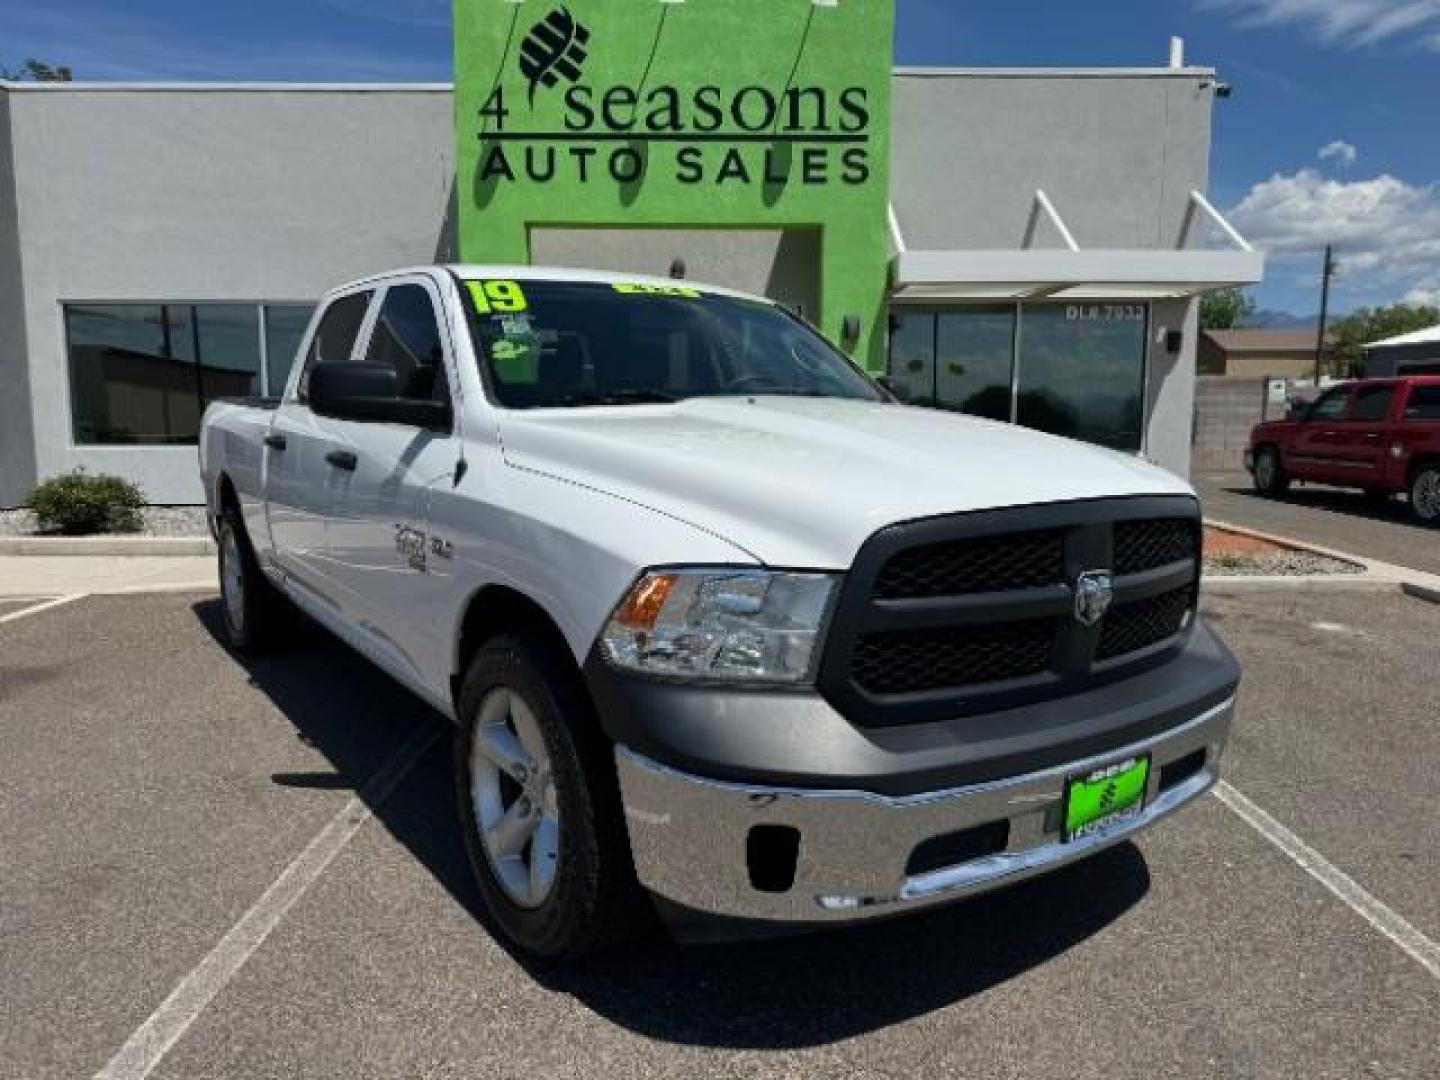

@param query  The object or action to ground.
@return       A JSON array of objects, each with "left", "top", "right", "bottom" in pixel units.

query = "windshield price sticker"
[
  {"left": 466, "top": 279, "right": 530, "bottom": 315},
  {"left": 612, "top": 283, "right": 701, "bottom": 299}
]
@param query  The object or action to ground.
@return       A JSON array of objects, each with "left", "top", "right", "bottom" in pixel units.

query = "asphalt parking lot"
[{"left": 3, "top": 587, "right": 1440, "bottom": 1079}]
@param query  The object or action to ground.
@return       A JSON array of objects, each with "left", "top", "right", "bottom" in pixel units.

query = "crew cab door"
[
  {"left": 265, "top": 289, "right": 375, "bottom": 599},
  {"left": 1288, "top": 385, "right": 1352, "bottom": 483},
  {"left": 320, "top": 277, "right": 464, "bottom": 688},
  {"left": 1331, "top": 382, "right": 1398, "bottom": 487}
]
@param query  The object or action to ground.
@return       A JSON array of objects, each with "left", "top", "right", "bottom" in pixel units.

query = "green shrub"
[{"left": 26, "top": 469, "right": 146, "bottom": 535}]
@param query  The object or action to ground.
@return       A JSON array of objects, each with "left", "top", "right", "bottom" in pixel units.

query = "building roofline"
[
  {"left": 2, "top": 64, "right": 1218, "bottom": 94},
  {"left": 0, "top": 81, "right": 454, "bottom": 93},
  {"left": 892, "top": 65, "right": 1217, "bottom": 79}
]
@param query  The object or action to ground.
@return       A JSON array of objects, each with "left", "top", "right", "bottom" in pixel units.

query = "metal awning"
[{"left": 889, "top": 190, "right": 1265, "bottom": 302}]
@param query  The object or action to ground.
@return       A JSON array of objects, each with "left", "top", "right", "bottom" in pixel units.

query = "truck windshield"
[{"left": 459, "top": 278, "right": 884, "bottom": 409}]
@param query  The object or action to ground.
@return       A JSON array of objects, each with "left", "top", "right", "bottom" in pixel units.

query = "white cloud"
[
  {"left": 1227, "top": 169, "right": 1440, "bottom": 306},
  {"left": 1404, "top": 286, "right": 1440, "bottom": 308},
  {"left": 1201, "top": 0, "right": 1440, "bottom": 51},
  {"left": 1318, "top": 140, "right": 1358, "bottom": 167}
]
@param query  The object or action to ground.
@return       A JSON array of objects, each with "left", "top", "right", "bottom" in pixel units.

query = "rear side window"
[
  {"left": 363, "top": 285, "right": 450, "bottom": 404},
  {"left": 1404, "top": 385, "right": 1440, "bottom": 421},
  {"left": 296, "top": 291, "right": 372, "bottom": 400},
  {"left": 1349, "top": 385, "right": 1395, "bottom": 422}
]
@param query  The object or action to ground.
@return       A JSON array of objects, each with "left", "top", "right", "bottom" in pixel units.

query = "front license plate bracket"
[{"left": 1062, "top": 755, "right": 1151, "bottom": 842}]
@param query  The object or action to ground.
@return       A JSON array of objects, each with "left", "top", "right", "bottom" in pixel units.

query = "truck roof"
[{"left": 328, "top": 264, "right": 772, "bottom": 305}]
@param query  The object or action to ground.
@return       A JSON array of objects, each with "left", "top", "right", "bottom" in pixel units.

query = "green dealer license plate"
[{"left": 1063, "top": 756, "right": 1151, "bottom": 841}]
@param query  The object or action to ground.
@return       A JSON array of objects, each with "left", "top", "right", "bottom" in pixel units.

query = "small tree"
[
  {"left": 1329, "top": 303, "right": 1440, "bottom": 374},
  {"left": 1200, "top": 287, "right": 1256, "bottom": 331},
  {"left": 1, "top": 59, "right": 73, "bottom": 82}
]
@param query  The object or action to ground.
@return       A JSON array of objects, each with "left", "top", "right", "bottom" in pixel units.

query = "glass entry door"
[
  {"left": 887, "top": 301, "right": 1149, "bottom": 454},
  {"left": 1015, "top": 303, "right": 1148, "bottom": 452}
]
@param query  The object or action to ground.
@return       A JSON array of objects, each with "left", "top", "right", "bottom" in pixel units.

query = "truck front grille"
[
  {"left": 1097, "top": 585, "right": 1194, "bottom": 661},
  {"left": 818, "top": 497, "right": 1201, "bottom": 727},
  {"left": 852, "top": 618, "right": 1059, "bottom": 695},
  {"left": 873, "top": 529, "right": 1065, "bottom": 599}
]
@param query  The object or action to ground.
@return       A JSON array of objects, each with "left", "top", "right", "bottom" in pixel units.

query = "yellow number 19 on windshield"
[{"left": 466, "top": 279, "right": 529, "bottom": 314}]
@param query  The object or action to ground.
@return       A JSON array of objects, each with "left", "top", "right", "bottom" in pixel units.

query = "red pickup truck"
[{"left": 1246, "top": 376, "right": 1440, "bottom": 525}]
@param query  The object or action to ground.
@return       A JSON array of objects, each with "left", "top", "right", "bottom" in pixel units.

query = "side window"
[
  {"left": 1308, "top": 388, "right": 1349, "bottom": 421},
  {"left": 1404, "top": 385, "right": 1440, "bottom": 421},
  {"left": 296, "top": 291, "right": 373, "bottom": 401},
  {"left": 1349, "top": 385, "right": 1396, "bottom": 422},
  {"left": 363, "top": 285, "right": 450, "bottom": 404}
]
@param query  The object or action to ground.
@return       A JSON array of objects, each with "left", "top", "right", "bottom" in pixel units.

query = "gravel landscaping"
[
  {"left": 1203, "top": 550, "right": 1364, "bottom": 577},
  {"left": 0, "top": 506, "right": 211, "bottom": 538}
]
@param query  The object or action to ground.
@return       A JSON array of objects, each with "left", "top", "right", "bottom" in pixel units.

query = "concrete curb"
[
  {"left": 0, "top": 536, "right": 215, "bottom": 556},
  {"left": 1205, "top": 517, "right": 1440, "bottom": 596}
]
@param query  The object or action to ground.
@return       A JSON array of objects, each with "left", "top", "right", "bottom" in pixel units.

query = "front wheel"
[
  {"left": 1252, "top": 447, "right": 1290, "bottom": 496},
  {"left": 1411, "top": 464, "right": 1440, "bottom": 526},
  {"left": 454, "top": 632, "right": 641, "bottom": 958},
  {"left": 217, "top": 505, "right": 290, "bottom": 653}
]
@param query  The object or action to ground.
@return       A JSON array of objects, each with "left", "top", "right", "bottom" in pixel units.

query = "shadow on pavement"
[
  {"left": 1217, "top": 481, "right": 1425, "bottom": 532},
  {"left": 193, "top": 598, "right": 1151, "bottom": 1049}
]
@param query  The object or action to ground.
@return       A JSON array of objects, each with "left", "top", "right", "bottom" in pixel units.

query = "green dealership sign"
[{"left": 454, "top": 0, "right": 896, "bottom": 367}]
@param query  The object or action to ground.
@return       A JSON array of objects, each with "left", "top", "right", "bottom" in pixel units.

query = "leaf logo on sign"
[{"left": 519, "top": 7, "right": 591, "bottom": 105}]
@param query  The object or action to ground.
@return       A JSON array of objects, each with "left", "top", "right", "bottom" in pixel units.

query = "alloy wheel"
[
  {"left": 1415, "top": 470, "right": 1440, "bottom": 521},
  {"left": 221, "top": 526, "right": 245, "bottom": 636},
  {"left": 469, "top": 688, "right": 561, "bottom": 908}
]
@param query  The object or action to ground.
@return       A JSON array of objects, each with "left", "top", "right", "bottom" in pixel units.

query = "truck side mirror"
[{"left": 310, "top": 363, "right": 452, "bottom": 431}]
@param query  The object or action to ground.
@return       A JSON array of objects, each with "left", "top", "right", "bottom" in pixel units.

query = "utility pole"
[{"left": 1314, "top": 244, "right": 1337, "bottom": 385}]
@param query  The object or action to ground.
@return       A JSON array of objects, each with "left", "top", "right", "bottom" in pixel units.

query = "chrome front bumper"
[{"left": 616, "top": 698, "right": 1234, "bottom": 923}]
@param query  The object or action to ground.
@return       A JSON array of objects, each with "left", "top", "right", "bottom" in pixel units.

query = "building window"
[
  {"left": 887, "top": 302, "right": 1149, "bottom": 454},
  {"left": 66, "top": 301, "right": 314, "bottom": 445},
  {"left": 263, "top": 304, "right": 316, "bottom": 397}
]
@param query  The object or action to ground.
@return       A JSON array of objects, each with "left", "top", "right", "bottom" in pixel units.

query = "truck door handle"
[
  {"left": 263, "top": 434, "right": 287, "bottom": 451},
  {"left": 325, "top": 450, "right": 358, "bottom": 472}
]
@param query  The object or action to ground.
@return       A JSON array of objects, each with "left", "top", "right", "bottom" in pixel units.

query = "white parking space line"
[
  {"left": 0, "top": 594, "right": 87, "bottom": 625},
  {"left": 1215, "top": 781, "right": 1440, "bottom": 981},
  {"left": 93, "top": 723, "right": 444, "bottom": 1080}
]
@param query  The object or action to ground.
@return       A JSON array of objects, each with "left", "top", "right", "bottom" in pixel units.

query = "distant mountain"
[{"left": 1244, "top": 309, "right": 1315, "bottom": 331}]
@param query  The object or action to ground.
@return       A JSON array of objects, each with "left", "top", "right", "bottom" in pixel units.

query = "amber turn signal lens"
[{"left": 613, "top": 574, "right": 678, "bottom": 630}]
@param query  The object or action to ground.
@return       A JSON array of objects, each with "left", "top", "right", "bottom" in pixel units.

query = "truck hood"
[{"left": 496, "top": 397, "right": 1195, "bottom": 569}]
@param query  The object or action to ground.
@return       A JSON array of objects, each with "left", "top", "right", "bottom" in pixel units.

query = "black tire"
[
  {"left": 1410, "top": 463, "right": 1440, "bottom": 526},
  {"left": 453, "top": 631, "right": 642, "bottom": 958},
  {"left": 1252, "top": 446, "right": 1290, "bottom": 496},
  {"left": 217, "top": 503, "right": 291, "bottom": 653}
]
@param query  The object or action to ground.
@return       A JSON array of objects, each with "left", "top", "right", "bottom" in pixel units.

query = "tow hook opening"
[{"left": 747, "top": 825, "right": 801, "bottom": 894}]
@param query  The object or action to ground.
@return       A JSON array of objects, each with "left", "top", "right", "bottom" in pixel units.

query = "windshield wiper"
[
  {"left": 552, "top": 389, "right": 682, "bottom": 407},
  {"left": 719, "top": 388, "right": 834, "bottom": 398}
]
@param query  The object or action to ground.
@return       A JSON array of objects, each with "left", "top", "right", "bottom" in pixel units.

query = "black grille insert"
[
  {"left": 1097, "top": 586, "right": 1193, "bottom": 660},
  {"left": 874, "top": 529, "right": 1066, "bottom": 599},
  {"left": 1113, "top": 518, "right": 1197, "bottom": 575},
  {"left": 852, "top": 618, "right": 1057, "bottom": 695},
  {"left": 818, "top": 497, "right": 1204, "bottom": 727}
]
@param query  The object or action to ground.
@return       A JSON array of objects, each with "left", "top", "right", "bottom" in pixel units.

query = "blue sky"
[{"left": 3, "top": 0, "right": 1438, "bottom": 319}]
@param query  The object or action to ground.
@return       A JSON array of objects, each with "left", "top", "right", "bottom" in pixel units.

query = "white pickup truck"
[{"left": 200, "top": 265, "right": 1239, "bottom": 958}]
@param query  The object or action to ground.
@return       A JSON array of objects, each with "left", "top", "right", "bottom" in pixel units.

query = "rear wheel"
[
  {"left": 1252, "top": 446, "right": 1290, "bottom": 496},
  {"left": 217, "top": 504, "right": 290, "bottom": 652},
  {"left": 454, "top": 632, "right": 641, "bottom": 958},
  {"left": 1411, "top": 464, "right": 1440, "bottom": 526}
]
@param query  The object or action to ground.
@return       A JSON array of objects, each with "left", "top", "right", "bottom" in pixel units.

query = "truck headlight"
[{"left": 600, "top": 570, "right": 837, "bottom": 684}]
